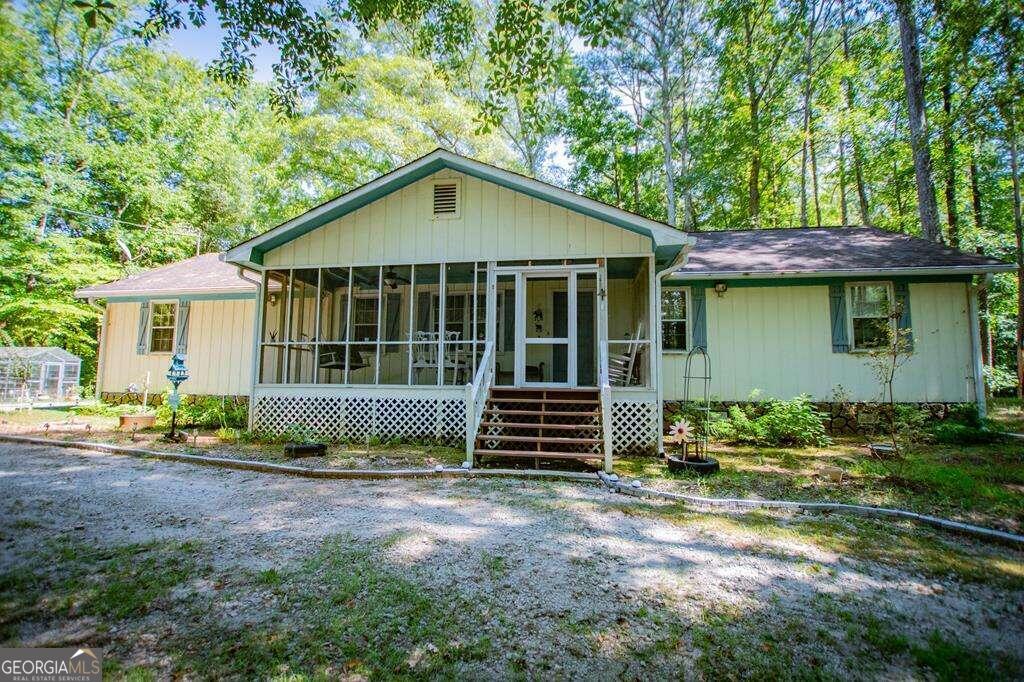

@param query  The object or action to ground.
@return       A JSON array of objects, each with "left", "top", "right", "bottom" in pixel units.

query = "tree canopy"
[{"left": 0, "top": 0, "right": 1022, "bottom": 392}]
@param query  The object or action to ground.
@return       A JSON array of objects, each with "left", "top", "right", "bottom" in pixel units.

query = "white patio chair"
[{"left": 608, "top": 324, "right": 644, "bottom": 387}]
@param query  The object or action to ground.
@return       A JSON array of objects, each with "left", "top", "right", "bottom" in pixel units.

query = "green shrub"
[
  {"left": 282, "top": 423, "right": 318, "bottom": 445},
  {"left": 931, "top": 422, "right": 1002, "bottom": 445},
  {"left": 757, "top": 396, "right": 830, "bottom": 447},
  {"left": 946, "top": 403, "right": 982, "bottom": 428},
  {"left": 155, "top": 392, "right": 248, "bottom": 429},
  {"left": 715, "top": 395, "right": 829, "bottom": 448},
  {"left": 71, "top": 403, "right": 149, "bottom": 417}
]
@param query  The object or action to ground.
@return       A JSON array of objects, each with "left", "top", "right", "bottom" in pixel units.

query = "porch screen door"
[{"left": 520, "top": 274, "right": 572, "bottom": 386}]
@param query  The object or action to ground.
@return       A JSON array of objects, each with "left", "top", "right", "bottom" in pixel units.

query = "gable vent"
[{"left": 433, "top": 182, "right": 459, "bottom": 217}]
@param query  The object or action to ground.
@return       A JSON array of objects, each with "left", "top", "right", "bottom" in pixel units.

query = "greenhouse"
[{"left": 0, "top": 347, "right": 82, "bottom": 403}]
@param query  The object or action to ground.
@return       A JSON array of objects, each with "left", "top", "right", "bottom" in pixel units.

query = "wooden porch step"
[
  {"left": 487, "top": 395, "right": 598, "bottom": 401},
  {"left": 478, "top": 421, "right": 601, "bottom": 431},
  {"left": 475, "top": 434, "right": 602, "bottom": 445},
  {"left": 483, "top": 408, "right": 600, "bottom": 417},
  {"left": 475, "top": 449, "right": 603, "bottom": 460}
]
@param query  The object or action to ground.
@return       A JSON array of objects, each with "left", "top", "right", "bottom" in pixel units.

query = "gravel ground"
[{"left": 2, "top": 442, "right": 1023, "bottom": 680}]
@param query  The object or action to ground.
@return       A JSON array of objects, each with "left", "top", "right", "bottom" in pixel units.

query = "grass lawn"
[
  {"left": 989, "top": 397, "right": 1024, "bottom": 433},
  {"left": 618, "top": 437, "right": 1024, "bottom": 533}
]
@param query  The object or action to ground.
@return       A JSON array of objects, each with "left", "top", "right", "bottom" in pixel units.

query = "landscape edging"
[
  {"left": 596, "top": 471, "right": 1024, "bottom": 547},
  {"left": 3, "top": 433, "right": 1021, "bottom": 547},
  {"left": 0, "top": 434, "right": 598, "bottom": 482}
]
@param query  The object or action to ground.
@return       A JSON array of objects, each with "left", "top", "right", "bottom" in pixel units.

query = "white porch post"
[
  {"left": 649, "top": 255, "right": 664, "bottom": 455},
  {"left": 247, "top": 271, "right": 266, "bottom": 430},
  {"left": 597, "top": 259, "right": 613, "bottom": 472}
]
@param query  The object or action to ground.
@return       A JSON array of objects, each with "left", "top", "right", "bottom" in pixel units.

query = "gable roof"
[
  {"left": 75, "top": 253, "right": 257, "bottom": 299},
  {"left": 224, "top": 149, "right": 695, "bottom": 270},
  {"left": 670, "top": 227, "right": 1015, "bottom": 280},
  {"left": 0, "top": 346, "right": 81, "bottom": 363}
]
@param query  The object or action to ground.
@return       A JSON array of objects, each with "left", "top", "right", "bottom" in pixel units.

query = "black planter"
[
  {"left": 665, "top": 453, "right": 720, "bottom": 476},
  {"left": 284, "top": 442, "right": 327, "bottom": 457}
]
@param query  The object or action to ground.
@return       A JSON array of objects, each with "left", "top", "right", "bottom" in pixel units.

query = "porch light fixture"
[
  {"left": 714, "top": 282, "right": 728, "bottom": 297},
  {"left": 164, "top": 353, "right": 189, "bottom": 440}
]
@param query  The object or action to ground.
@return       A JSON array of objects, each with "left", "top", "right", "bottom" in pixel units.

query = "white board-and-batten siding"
[
  {"left": 662, "top": 281, "right": 975, "bottom": 403},
  {"left": 100, "top": 299, "right": 254, "bottom": 396},
  {"left": 263, "top": 170, "right": 651, "bottom": 268}
]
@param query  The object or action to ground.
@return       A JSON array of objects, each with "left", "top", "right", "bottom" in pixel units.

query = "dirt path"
[{"left": 2, "top": 443, "right": 1022, "bottom": 679}]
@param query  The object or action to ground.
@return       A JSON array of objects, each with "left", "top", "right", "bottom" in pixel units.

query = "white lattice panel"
[
  {"left": 252, "top": 394, "right": 465, "bottom": 444},
  {"left": 610, "top": 400, "right": 659, "bottom": 455}
]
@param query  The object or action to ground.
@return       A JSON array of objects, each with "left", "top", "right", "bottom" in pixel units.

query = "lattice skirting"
[
  {"left": 611, "top": 399, "right": 660, "bottom": 456},
  {"left": 251, "top": 394, "right": 466, "bottom": 444}
]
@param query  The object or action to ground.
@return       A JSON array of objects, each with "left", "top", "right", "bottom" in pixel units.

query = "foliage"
[
  {"left": 715, "top": 396, "right": 830, "bottom": 448},
  {"left": 154, "top": 393, "right": 248, "bottom": 429},
  {"left": 282, "top": 423, "right": 319, "bottom": 445},
  {"left": 930, "top": 422, "right": 1003, "bottom": 445},
  {"left": 70, "top": 402, "right": 148, "bottom": 417}
]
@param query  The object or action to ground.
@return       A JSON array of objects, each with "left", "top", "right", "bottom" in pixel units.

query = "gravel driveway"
[{"left": 1, "top": 442, "right": 1022, "bottom": 679}]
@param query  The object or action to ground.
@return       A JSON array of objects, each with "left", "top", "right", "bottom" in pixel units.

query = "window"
[
  {"left": 847, "top": 282, "right": 893, "bottom": 350},
  {"left": 149, "top": 302, "right": 176, "bottom": 353},
  {"left": 432, "top": 180, "right": 460, "bottom": 218},
  {"left": 661, "top": 287, "right": 688, "bottom": 351},
  {"left": 351, "top": 297, "right": 379, "bottom": 342}
]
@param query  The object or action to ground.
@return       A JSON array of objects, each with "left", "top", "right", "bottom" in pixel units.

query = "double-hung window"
[
  {"left": 149, "top": 302, "right": 177, "bottom": 353},
  {"left": 660, "top": 287, "right": 688, "bottom": 351},
  {"left": 847, "top": 282, "right": 893, "bottom": 350}
]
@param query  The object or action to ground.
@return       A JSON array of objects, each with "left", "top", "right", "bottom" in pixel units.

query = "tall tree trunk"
[
  {"left": 970, "top": 157, "right": 992, "bottom": 366},
  {"left": 661, "top": 68, "right": 677, "bottom": 227},
  {"left": 680, "top": 106, "right": 696, "bottom": 230},
  {"left": 810, "top": 128, "right": 822, "bottom": 226},
  {"left": 941, "top": 82, "right": 960, "bottom": 247},
  {"left": 895, "top": 0, "right": 941, "bottom": 241},
  {"left": 840, "top": 0, "right": 871, "bottom": 226},
  {"left": 749, "top": 96, "right": 762, "bottom": 224},
  {"left": 1010, "top": 130, "right": 1023, "bottom": 399},
  {"left": 839, "top": 137, "right": 850, "bottom": 226}
]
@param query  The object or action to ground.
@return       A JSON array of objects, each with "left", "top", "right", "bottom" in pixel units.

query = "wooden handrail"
[{"left": 464, "top": 340, "right": 495, "bottom": 464}]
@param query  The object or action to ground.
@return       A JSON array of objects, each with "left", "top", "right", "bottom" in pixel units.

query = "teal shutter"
[
  {"left": 174, "top": 300, "right": 191, "bottom": 355},
  {"left": 691, "top": 286, "right": 707, "bottom": 350},
  {"left": 136, "top": 301, "right": 150, "bottom": 355},
  {"left": 828, "top": 284, "right": 850, "bottom": 352},
  {"left": 893, "top": 281, "right": 913, "bottom": 351}
]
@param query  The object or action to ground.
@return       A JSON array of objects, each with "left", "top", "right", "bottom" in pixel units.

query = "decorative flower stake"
[{"left": 669, "top": 418, "right": 692, "bottom": 444}]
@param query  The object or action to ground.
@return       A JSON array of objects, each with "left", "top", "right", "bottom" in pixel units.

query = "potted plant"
[
  {"left": 664, "top": 417, "right": 719, "bottom": 475},
  {"left": 282, "top": 424, "right": 326, "bottom": 457},
  {"left": 118, "top": 374, "right": 156, "bottom": 430}
]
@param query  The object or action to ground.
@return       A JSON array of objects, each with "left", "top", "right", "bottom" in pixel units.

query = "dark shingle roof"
[
  {"left": 674, "top": 227, "right": 1014, "bottom": 278},
  {"left": 75, "top": 253, "right": 257, "bottom": 298}
]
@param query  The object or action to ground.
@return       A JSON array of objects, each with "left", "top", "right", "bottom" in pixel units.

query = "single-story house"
[{"left": 76, "top": 149, "right": 1014, "bottom": 468}]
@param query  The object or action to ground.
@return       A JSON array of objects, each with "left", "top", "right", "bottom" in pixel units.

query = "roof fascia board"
[
  {"left": 75, "top": 288, "right": 256, "bottom": 300},
  {"left": 668, "top": 264, "right": 1016, "bottom": 281}
]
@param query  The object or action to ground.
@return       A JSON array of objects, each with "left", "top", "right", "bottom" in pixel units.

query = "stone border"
[
  {"left": 2, "top": 433, "right": 1021, "bottom": 547},
  {"left": 597, "top": 472, "right": 1024, "bottom": 547}
]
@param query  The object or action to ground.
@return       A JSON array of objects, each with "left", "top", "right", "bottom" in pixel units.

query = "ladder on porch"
[{"left": 472, "top": 387, "right": 606, "bottom": 468}]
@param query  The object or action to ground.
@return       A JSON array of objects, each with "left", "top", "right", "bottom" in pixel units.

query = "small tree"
[{"left": 861, "top": 303, "right": 914, "bottom": 456}]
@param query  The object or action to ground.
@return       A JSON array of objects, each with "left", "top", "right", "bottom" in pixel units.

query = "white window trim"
[
  {"left": 845, "top": 281, "right": 895, "bottom": 352},
  {"left": 431, "top": 178, "right": 462, "bottom": 220},
  {"left": 148, "top": 300, "right": 177, "bottom": 355},
  {"left": 660, "top": 286, "right": 691, "bottom": 354}
]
